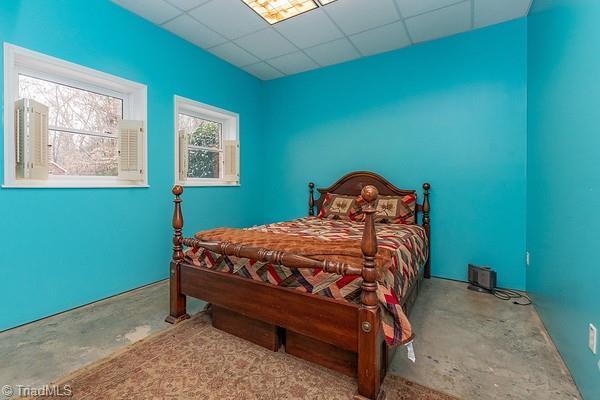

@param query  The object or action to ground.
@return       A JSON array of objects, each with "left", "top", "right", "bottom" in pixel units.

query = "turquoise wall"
[
  {"left": 1, "top": 1, "right": 594, "bottom": 396},
  {"left": 262, "top": 20, "right": 528, "bottom": 290},
  {"left": 0, "top": 0, "right": 263, "bottom": 330},
  {"left": 2, "top": 3, "right": 594, "bottom": 397},
  {"left": 528, "top": 1, "right": 600, "bottom": 398}
]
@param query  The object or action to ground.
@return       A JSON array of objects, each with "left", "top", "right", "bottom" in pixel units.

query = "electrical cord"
[{"left": 492, "top": 288, "right": 532, "bottom": 306}]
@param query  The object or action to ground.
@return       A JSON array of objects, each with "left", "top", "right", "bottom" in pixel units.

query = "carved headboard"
[{"left": 309, "top": 171, "right": 429, "bottom": 215}]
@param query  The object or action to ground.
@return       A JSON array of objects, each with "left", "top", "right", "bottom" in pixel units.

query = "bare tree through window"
[{"left": 18, "top": 74, "right": 123, "bottom": 176}]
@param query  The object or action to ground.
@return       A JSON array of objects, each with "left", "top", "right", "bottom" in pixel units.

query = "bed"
[{"left": 166, "top": 171, "right": 431, "bottom": 400}]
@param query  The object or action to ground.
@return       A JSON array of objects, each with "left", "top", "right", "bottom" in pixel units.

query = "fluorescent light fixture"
[
  {"left": 243, "top": 0, "right": 319, "bottom": 24},
  {"left": 317, "top": 0, "right": 337, "bottom": 4}
]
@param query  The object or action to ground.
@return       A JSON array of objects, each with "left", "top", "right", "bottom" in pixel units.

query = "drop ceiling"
[{"left": 112, "top": 0, "right": 532, "bottom": 80}]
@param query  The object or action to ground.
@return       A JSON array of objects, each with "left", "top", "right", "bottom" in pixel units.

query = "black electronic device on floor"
[
  {"left": 467, "top": 264, "right": 532, "bottom": 305},
  {"left": 467, "top": 264, "right": 497, "bottom": 293}
]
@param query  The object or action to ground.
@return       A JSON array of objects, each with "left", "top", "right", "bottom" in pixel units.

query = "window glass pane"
[
  {"left": 18, "top": 74, "right": 122, "bottom": 177},
  {"left": 178, "top": 113, "right": 221, "bottom": 149},
  {"left": 18, "top": 74, "right": 123, "bottom": 135},
  {"left": 188, "top": 149, "right": 220, "bottom": 179},
  {"left": 49, "top": 130, "right": 118, "bottom": 176}
]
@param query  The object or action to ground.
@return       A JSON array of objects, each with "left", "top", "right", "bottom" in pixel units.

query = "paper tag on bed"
[{"left": 406, "top": 341, "right": 416, "bottom": 363}]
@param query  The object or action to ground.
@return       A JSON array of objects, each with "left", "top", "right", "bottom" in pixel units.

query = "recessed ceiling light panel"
[
  {"left": 317, "top": 0, "right": 337, "bottom": 4},
  {"left": 243, "top": 0, "right": 319, "bottom": 24}
]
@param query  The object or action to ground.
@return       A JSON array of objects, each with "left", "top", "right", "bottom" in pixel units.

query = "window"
[
  {"left": 3, "top": 44, "right": 147, "bottom": 188},
  {"left": 175, "top": 96, "right": 239, "bottom": 186}
]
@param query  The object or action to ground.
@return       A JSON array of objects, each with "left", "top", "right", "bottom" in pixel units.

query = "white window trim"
[
  {"left": 174, "top": 95, "right": 240, "bottom": 187},
  {"left": 3, "top": 43, "right": 149, "bottom": 189}
]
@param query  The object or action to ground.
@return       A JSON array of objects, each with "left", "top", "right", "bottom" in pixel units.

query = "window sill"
[
  {"left": 2, "top": 180, "right": 149, "bottom": 189},
  {"left": 177, "top": 180, "right": 240, "bottom": 187}
]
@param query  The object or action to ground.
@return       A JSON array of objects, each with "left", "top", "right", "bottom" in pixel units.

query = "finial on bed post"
[
  {"left": 360, "top": 185, "right": 379, "bottom": 309},
  {"left": 308, "top": 182, "right": 315, "bottom": 216},
  {"left": 166, "top": 185, "right": 190, "bottom": 325},
  {"left": 422, "top": 183, "right": 431, "bottom": 279},
  {"left": 355, "top": 184, "right": 383, "bottom": 400},
  {"left": 172, "top": 185, "right": 184, "bottom": 262}
]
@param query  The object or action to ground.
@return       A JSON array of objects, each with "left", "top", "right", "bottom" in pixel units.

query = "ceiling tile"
[
  {"left": 112, "top": 0, "right": 182, "bottom": 24},
  {"left": 405, "top": 1, "right": 471, "bottom": 43},
  {"left": 243, "top": 62, "right": 284, "bottom": 80},
  {"left": 323, "top": 0, "right": 400, "bottom": 35},
  {"left": 304, "top": 38, "right": 360, "bottom": 67},
  {"left": 166, "top": 0, "right": 210, "bottom": 11},
  {"left": 113, "top": 0, "right": 532, "bottom": 80},
  {"left": 162, "top": 14, "right": 227, "bottom": 48},
  {"left": 349, "top": 21, "right": 411, "bottom": 57},
  {"left": 275, "top": 9, "right": 343, "bottom": 49},
  {"left": 208, "top": 42, "right": 260, "bottom": 67},
  {"left": 189, "top": 0, "right": 267, "bottom": 40},
  {"left": 474, "top": 0, "right": 531, "bottom": 28},
  {"left": 395, "top": 0, "right": 464, "bottom": 18},
  {"left": 267, "top": 51, "right": 319, "bottom": 75},
  {"left": 234, "top": 29, "right": 297, "bottom": 60}
]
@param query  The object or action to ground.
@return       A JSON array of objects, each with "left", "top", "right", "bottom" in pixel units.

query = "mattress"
[{"left": 184, "top": 217, "right": 428, "bottom": 346}]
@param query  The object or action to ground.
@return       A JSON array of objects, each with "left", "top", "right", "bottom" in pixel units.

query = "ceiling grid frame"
[
  {"left": 319, "top": 5, "right": 366, "bottom": 57},
  {"left": 262, "top": 26, "right": 325, "bottom": 74},
  {"left": 112, "top": 0, "right": 533, "bottom": 80},
  {"left": 390, "top": 1, "right": 415, "bottom": 45}
]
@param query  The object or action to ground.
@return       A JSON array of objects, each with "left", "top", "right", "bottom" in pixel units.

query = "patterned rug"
[{"left": 35, "top": 313, "right": 458, "bottom": 400}]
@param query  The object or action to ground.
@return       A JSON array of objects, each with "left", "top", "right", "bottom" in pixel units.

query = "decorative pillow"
[
  {"left": 350, "top": 193, "right": 417, "bottom": 224},
  {"left": 318, "top": 193, "right": 357, "bottom": 220},
  {"left": 374, "top": 194, "right": 416, "bottom": 224}
]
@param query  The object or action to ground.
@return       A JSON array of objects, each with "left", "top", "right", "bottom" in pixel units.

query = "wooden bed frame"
[{"left": 166, "top": 171, "right": 431, "bottom": 400}]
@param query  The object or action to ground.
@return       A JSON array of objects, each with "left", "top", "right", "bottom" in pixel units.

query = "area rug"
[{"left": 34, "top": 313, "right": 458, "bottom": 400}]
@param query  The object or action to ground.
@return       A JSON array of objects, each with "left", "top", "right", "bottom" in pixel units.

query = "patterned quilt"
[{"left": 184, "top": 217, "right": 428, "bottom": 346}]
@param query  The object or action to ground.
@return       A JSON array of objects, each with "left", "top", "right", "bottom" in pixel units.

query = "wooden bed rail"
[
  {"left": 167, "top": 186, "right": 380, "bottom": 318},
  {"left": 179, "top": 237, "right": 363, "bottom": 276},
  {"left": 169, "top": 184, "right": 378, "bottom": 279}
]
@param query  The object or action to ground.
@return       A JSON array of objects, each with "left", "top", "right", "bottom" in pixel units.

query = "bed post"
[
  {"left": 308, "top": 182, "right": 315, "bottom": 216},
  {"left": 165, "top": 185, "right": 190, "bottom": 324},
  {"left": 422, "top": 183, "right": 431, "bottom": 279},
  {"left": 354, "top": 185, "right": 384, "bottom": 400}
]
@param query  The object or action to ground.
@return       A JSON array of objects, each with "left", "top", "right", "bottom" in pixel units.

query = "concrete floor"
[
  {"left": 0, "top": 278, "right": 581, "bottom": 400},
  {"left": 392, "top": 279, "right": 581, "bottom": 400}
]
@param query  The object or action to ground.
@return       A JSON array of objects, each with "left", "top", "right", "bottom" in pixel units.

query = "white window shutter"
[
  {"left": 178, "top": 130, "right": 189, "bottom": 182},
  {"left": 118, "top": 120, "right": 144, "bottom": 181},
  {"left": 223, "top": 140, "right": 239, "bottom": 183},
  {"left": 15, "top": 98, "right": 49, "bottom": 180}
]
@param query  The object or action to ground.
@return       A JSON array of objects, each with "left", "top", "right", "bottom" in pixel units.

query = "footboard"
[{"left": 166, "top": 184, "right": 385, "bottom": 399}]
